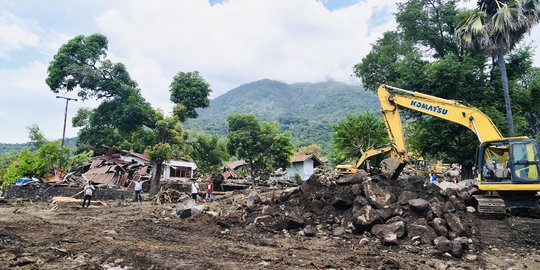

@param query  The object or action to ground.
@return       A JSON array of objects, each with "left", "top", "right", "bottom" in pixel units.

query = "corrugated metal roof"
[{"left": 224, "top": 160, "right": 247, "bottom": 170}]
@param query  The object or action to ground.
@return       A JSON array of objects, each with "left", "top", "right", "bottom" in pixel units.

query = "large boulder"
[
  {"left": 444, "top": 213, "right": 465, "bottom": 237},
  {"left": 370, "top": 221, "right": 406, "bottom": 246},
  {"left": 434, "top": 236, "right": 452, "bottom": 253},
  {"left": 431, "top": 218, "right": 448, "bottom": 237},
  {"left": 363, "top": 181, "right": 396, "bottom": 209},
  {"left": 352, "top": 205, "right": 383, "bottom": 233},
  {"left": 332, "top": 196, "right": 353, "bottom": 210},
  {"left": 351, "top": 183, "right": 363, "bottom": 196},
  {"left": 429, "top": 201, "right": 444, "bottom": 218},
  {"left": 408, "top": 224, "right": 437, "bottom": 245},
  {"left": 246, "top": 191, "right": 260, "bottom": 208},
  {"left": 380, "top": 157, "right": 403, "bottom": 178},
  {"left": 286, "top": 214, "right": 305, "bottom": 230},
  {"left": 397, "top": 191, "right": 417, "bottom": 205},
  {"left": 303, "top": 225, "right": 316, "bottom": 237},
  {"left": 408, "top": 198, "right": 430, "bottom": 213},
  {"left": 337, "top": 171, "right": 368, "bottom": 185}
]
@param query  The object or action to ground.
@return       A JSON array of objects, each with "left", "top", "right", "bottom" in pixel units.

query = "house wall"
[
  {"left": 287, "top": 159, "right": 314, "bottom": 181},
  {"left": 162, "top": 160, "right": 197, "bottom": 180}
]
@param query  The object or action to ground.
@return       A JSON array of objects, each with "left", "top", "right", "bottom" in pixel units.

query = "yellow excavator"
[
  {"left": 335, "top": 146, "right": 393, "bottom": 175},
  {"left": 373, "top": 84, "right": 540, "bottom": 216}
]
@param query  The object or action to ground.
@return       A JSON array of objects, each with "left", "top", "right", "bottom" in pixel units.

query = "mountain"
[{"left": 184, "top": 79, "right": 379, "bottom": 150}]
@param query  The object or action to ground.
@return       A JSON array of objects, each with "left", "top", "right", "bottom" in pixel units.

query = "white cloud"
[
  {"left": 0, "top": 9, "right": 40, "bottom": 58},
  {"left": 93, "top": 0, "right": 403, "bottom": 113}
]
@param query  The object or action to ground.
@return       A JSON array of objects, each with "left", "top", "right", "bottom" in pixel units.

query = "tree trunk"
[
  {"left": 497, "top": 48, "right": 515, "bottom": 136},
  {"left": 150, "top": 161, "right": 163, "bottom": 197}
]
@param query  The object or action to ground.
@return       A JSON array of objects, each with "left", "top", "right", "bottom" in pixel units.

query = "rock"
[
  {"left": 380, "top": 157, "right": 403, "bottom": 178},
  {"left": 337, "top": 172, "right": 368, "bottom": 185},
  {"left": 371, "top": 224, "right": 385, "bottom": 238},
  {"left": 408, "top": 224, "right": 437, "bottom": 245},
  {"left": 397, "top": 191, "right": 417, "bottom": 205},
  {"left": 351, "top": 183, "right": 363, "bottom": 196},
  {"left": 386, "top": 216, "right": 404, "bottom": 224},
  {"left": 466, "top": 206, "right": 476, "bottom": 213},
  {"left": 359, "top": 238, "right": 369, "bottom": 245},
  {"left": 332, "top": 197, "right": 353, "bottom": 210},
  {"left": 450, "top": 239, "right": 464, "bottom": 258},
  {"left": 443, "top": 201, "right": 456, "bottom": 213},
  {"left": 465, "top": 254, "right": 477, "bottom": 261},
  {"left": 332, "top": 227, "right": 346, "bottom": 237},
  {"left": 352, "top": 205, "right": 383, "bottom": 233},
  {"left": 382, "top": 233, "right": 399, "bottom": 246},
  {"left": 449, "top": 195, "right": 465, "bottom": 211},
  {"left": 176, "top": 208, "right": 192, "bottom": 218},
  {"left": 286, "top": 214, "right": 305, "bottom": 230},
  {"left": 408, "top": 198, "right": 429, "bottom": 212},
  {"left": 12, "top": 256, "right": 38, "bottom": 267},
  {"left": 363, "top": 181, "right": 396, "bottom": 209},
  {"left": 434, "top": 236, "right": 452, "bottom": 253},
  {"left": 431, "top": 218, "right": 448, "bottom": 237},
  {"left": 246, "top": 191, "right": 260, "bottom": 208},
  {"left": 205, "top": 211, "right": 219, "bottom": 217},
  {"left": 430, "top": 202, "right": 444, "bottom": 218},
  {"left": 303, "top": 225, "right": 316, "bottom": 237},
  {"left": 177, "top": 193, "right": 190, "bottom": 202},
  {"left": 444, "top": 213, "right": 465, "bottom": 236},
  {"left": 310, "top": 199, "right": 325, "bottom": 214}
]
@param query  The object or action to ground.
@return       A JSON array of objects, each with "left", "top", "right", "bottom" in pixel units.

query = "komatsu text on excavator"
[{"left": 343, "top": 84, "right": 540, "bottom": 216}]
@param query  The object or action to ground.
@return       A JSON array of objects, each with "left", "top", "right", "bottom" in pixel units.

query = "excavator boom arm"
[{"left": 378, "top": 85, "right": 503, "bottom": 144}]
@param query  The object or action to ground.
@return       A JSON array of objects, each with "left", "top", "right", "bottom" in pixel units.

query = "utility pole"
[{"left": 56, "top": 96, "right": 77, "bottom": 148}]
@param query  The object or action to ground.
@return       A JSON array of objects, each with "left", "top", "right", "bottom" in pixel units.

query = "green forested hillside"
[
  {"left": 0, "top": 137, "right": 78, "bottom": 155},
  {"left": 184, "top": 79, "right": 379, "bottom": 150}
]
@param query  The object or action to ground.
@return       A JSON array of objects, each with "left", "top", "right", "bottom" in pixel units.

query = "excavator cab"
[{"left": 477, "top": 138, "right": 540, "bottom": 185}]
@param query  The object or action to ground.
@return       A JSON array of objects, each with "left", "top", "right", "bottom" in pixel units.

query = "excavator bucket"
[{"left": 380, "top": 157, "right": 406, "bottom": 180}]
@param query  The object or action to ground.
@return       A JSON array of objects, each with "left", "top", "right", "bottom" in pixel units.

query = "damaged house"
[{"left": 287, "top": 154, "right": 323, "bottom": 181}]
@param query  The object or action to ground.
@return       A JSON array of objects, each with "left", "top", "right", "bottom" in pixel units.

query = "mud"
[{"left": 1, "top": 171, "right": 539, "bottom": 269}]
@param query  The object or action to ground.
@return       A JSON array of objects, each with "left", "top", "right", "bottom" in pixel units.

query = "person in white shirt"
[
  {"left": 191, "top": 178, "right": 199, "bottom": 201},
  {"left": 81, "top": 181, "right": 95, "bottom": 208},
  {"left": 133, "top": 179, "right": 148, "bottom": 205}
]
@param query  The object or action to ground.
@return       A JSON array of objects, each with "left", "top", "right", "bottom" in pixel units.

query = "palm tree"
[{"left": 455, "top": 0, "right": 540, "bottom": 136}]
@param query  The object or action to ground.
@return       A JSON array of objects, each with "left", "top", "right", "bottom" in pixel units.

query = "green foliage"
[
  {"left": 297, "top": 144, "right": 322, "bottom": 157},
  {"left": 27, "top": 124, "right": 46, "bottom": 149},
  {"left": 46, "top": 34, "right": 137, "bottom": 100},
  {"left": 396, "top": 0, "right": 459, "bottom": 58},
  {"left": 227, "top": 114, "right": 294, "bottom": 182},
  {"left": 330, "top": 113, "right": 388, "bottom": 164},
  {"left": 187, "top": 133, "right": 230, "bottom": 174},
  {"left": 2, "top": 148, "right": 35, "bottom": 190},
  {"left": 148, "top": 143, "right": 173, "bottom": 164},
  {"left": 294, "top": 173, "right": 302, "bottom": 185},
  {"left": 170, "top": 71, "right": 212, "bottom": 121}
]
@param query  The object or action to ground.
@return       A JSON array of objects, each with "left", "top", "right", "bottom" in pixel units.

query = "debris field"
[{"left": 1, "top": 168, "right": 539, "bottom": 269}]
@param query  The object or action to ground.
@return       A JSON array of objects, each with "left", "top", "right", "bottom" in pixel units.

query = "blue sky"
[{"left": 0, "top": 0, "right": 539, "bottom": 143}]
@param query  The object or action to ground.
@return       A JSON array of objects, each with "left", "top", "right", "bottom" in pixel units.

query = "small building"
[
  {"left": 162, "top": 158, "right": 197, "bottom": 180},
  {"left": 287, "top": 154, "right": 323, "bottom": 181}
]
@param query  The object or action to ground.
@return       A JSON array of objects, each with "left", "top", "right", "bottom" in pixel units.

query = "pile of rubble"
[{"left": 224, "top": 164, "right": 477, "bottom": 258}]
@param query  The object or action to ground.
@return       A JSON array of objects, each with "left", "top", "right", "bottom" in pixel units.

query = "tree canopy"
[{"left": 227, "top": 114, "right": 294, "bottom": 183}]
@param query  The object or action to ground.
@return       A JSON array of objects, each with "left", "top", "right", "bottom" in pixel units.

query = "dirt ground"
[{"left": 0, "top": 193, "right": 539, "bottom": 270}]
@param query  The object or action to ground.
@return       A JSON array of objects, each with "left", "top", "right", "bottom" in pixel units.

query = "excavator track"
[{"left": 473, "top": 195, "right": 506, "bottom": 219}]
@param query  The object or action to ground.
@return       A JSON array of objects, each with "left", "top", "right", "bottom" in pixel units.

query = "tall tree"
[
  {"left": 47, "top": 34, "right": 156, "bottom": 152},
  {"left": 396, "top": 0, "right": 459, "bottom": 58},
  {"left": 455, "top": 0, "right": 540, "bottom": 136},
  {"left": 227, "top": 114, "right": 294, "bottom": 183},
  {"left": 170, "top": 71, "right": 212, "bottom": 122}
]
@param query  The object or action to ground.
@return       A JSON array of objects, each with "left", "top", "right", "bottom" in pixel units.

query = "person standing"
[
  {"left": 191, "top": 178, "right": 199, "bottom": 201},
  {"left": 206, "top": 180, "right": 214, "bottom": 201},
  {"left": 133, "top": 179, "right": 147, "bottom": 205},
  {"left": 81, "top": 181, "right": 95, "bottom": 208}
]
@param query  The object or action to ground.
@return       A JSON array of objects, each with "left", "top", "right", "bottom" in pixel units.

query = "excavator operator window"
[
  {"left": 510, "top": 142, "right": 540, "bottom": 182},
  {"left": 481, "top": 143, "right": 510, "bottom": 182}
]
